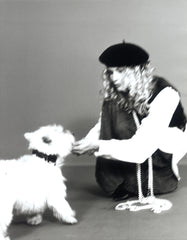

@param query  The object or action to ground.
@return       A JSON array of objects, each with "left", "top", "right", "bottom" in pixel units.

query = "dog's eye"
[{"left": 42, "top": 136, "right": 52, "bottom": 144}]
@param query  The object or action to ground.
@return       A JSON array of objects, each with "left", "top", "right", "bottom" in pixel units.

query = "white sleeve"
[
  {"left": 159, "top": 125, "right": 187, "bottom": 180},
  {"left": 95, "top": 87, "right": 181, "bottom": 163}
]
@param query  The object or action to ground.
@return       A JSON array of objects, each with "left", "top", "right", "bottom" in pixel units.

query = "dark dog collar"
[{"left": 32, "top": 149, "right": 57, "bottom": 164}]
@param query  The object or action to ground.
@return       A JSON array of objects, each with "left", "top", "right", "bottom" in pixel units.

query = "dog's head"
[{"left": 24, "top": 125, "right": 75, "bottom": 162}]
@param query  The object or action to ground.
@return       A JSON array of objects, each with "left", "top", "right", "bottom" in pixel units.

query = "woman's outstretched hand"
[{"left": 72, "top": 138, "right": 99, "bottom": 155}]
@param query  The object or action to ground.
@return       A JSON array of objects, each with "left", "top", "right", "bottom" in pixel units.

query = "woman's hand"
[{"left": 72, "top": 138, "right": 99, "bottom": 155}]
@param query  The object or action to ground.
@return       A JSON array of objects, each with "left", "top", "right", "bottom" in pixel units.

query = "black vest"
[{"left": 95, "top": 76, "right": 186, "bottom": 197}]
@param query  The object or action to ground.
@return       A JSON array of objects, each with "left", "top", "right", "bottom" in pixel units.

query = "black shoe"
[{"left": 112, "top": 193, "right": 131, "bottom": 201}]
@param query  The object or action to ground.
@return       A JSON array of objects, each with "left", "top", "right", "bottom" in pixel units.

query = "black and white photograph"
[{"left": 0, "top": 0, "right": 187, "bottom": 239}]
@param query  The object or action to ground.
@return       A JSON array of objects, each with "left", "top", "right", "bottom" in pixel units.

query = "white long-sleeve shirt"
[{"left": 85, "top": 87, "right": 187, "bottom": 179}]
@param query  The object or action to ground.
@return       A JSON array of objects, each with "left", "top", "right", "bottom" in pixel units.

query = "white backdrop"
[{"left": 0, "top": 0, "right": 187, "bottom": 162}]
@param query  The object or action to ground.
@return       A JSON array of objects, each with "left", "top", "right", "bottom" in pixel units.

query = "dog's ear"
[
  {"left": 53, "top": 124, "right": 63, "bottom": 133},
  {"left": 42, "top": 136, "right": 52, "bottom": 144}
]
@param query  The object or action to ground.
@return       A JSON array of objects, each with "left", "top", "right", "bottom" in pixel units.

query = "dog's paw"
[
  {"left": 63, "top": 215, "right": 78, "bottom": 224},
  {"left": 27, "top": 214, "right": 43, "bottom": 225}
]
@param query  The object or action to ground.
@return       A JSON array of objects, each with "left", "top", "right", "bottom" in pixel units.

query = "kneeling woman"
[{"left": 73, "top": 42, "right": 187, "bottom": 201}]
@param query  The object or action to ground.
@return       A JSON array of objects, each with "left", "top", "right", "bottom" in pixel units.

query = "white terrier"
[{"left": 0, "top": 125, "right": 77, "bottom": 240}]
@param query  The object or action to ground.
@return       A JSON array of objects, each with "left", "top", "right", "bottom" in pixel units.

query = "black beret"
[{"left": 99, "top": 42, "right": 149, "bottom": 67}]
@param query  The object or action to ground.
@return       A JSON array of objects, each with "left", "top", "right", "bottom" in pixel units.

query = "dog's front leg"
[{"left": 47, "top": 197, "right": 77, "bottom": 224}]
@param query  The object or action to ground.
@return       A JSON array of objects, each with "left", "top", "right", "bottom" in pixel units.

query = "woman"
[{"left": 72, "top": 42, "right": 187, "bottom": 201}]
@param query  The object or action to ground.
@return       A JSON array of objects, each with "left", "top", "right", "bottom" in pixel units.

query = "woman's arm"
[
  {"left": 72, "top": 116, "right": 101, "bottom": 155},
  {"left": 95, "top": 87, "right": 182, "bottom": 163},
  {"left": 83, "top": 117, "right": 101, "bottom": 141}
]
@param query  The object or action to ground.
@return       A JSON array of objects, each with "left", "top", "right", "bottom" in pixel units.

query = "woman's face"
[{"left": 103, "top": 67, "right": 136, "bottom": 92}]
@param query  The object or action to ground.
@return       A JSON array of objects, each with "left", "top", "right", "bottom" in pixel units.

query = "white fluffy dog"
[{"left": 0, "top": 125, "right": 77, "bottom": 240}]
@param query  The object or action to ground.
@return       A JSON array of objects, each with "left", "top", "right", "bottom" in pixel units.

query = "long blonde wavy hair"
[{"left": 101, "top": 62, "right": 155, "bottom": 116}]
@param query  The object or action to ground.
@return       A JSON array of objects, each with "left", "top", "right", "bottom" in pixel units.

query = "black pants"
[{"left": 95, "top": 150, "right": 178, "bottom": 199}]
